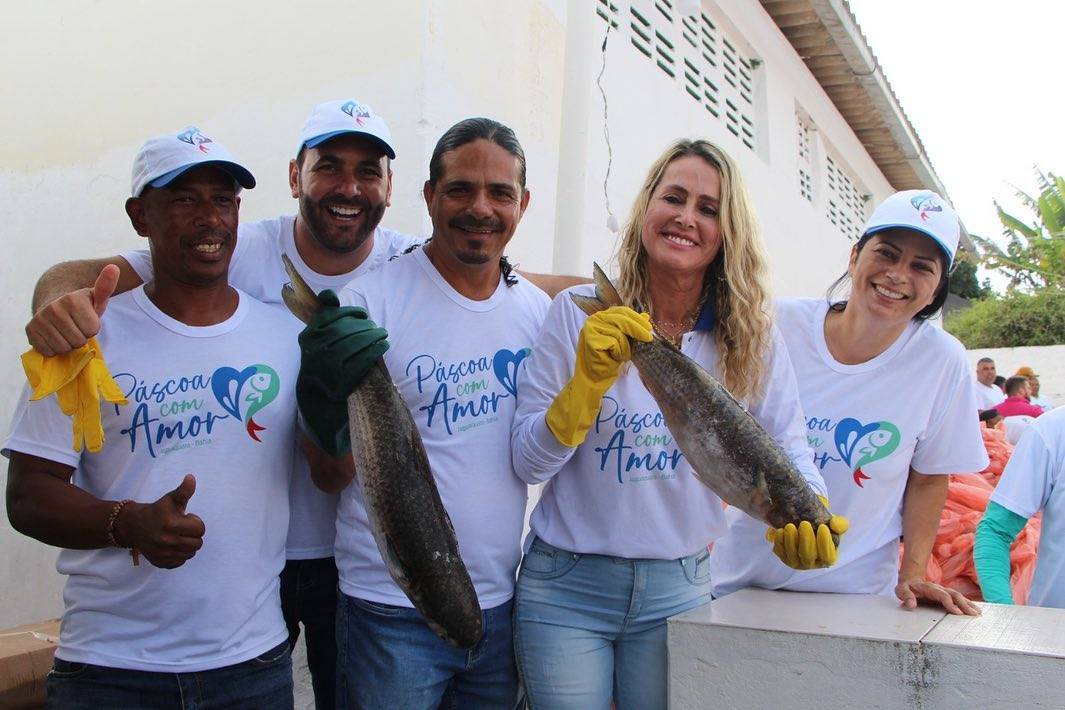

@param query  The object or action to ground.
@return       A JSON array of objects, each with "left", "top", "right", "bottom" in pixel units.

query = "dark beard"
[{"left": 300, "top": 195, "right": 386, "bottom": 255}]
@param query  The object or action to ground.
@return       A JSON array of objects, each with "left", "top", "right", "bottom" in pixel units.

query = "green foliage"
[
  {"left": 944, "top": 290, "right": 1065, "bottom": 348},
  {"left": 948, "top": 257, "right": 992, "bottom": 300},
  {"left": 970, "top": 169, "right": 1065, "bottom": 291}
]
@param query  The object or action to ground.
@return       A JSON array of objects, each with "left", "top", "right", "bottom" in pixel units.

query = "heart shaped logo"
[
  {"left": 492, "top": 348, "right": 531, "bottom": 397},
  {"left": 211, "top": 364, "right": 280, "bottom": 441},
  {"left": 833, "top": 417, "right": 901, "bottom": 487}
]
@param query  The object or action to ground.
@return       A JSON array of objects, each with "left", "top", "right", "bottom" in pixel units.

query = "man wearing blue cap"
[
  {"left": 23, "top": 99, "right": 415, "bottom": 710},
  {"left": 22, "top": 99, "right": 582, "bottom": 709},
  {"left": 4, "top": 128, "right": 302, "bottom": 708}
]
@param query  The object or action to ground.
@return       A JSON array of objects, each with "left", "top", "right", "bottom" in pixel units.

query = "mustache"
[
  {"left": 449, "top": 215, "right": 504, "bottom": 232},
  {"left": 188, "top": 228, "right": 233, "bottom": 242}
]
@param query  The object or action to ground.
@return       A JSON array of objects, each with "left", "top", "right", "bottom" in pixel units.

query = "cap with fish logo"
[
  {"left": 297, "top": 98, "right": 396, "bottom": 159},
  {"left": 862, "top": 190, "right": 960, "bottom": 266},
  {"left": 130, "top": 126, "right": 256, "bottom": 197}
]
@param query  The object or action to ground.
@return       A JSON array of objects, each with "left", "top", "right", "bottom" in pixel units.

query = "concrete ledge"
[{"left": 668, "top": 589, "right": 1065, "bottom": 709}]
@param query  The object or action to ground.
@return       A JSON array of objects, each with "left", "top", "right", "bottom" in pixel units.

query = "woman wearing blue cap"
[{"left": 710, "top": 190, "right": 988, "bottom": 614}]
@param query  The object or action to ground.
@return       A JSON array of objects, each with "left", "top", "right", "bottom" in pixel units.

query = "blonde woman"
[{"left": 510, "top": 140, "right": 839, "bottom": 709}]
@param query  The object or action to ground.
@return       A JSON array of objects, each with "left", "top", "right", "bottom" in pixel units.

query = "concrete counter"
[{"left": 669, "top": 589, "right": 1065, "bottom": 709}]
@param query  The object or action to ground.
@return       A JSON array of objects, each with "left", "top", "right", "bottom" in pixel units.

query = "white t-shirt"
[
  {"left": 124, "top": 216, "right": 422, "bottom": 559},
  {"left": 990, "top": 406, "right": 1065, "bottom": 609},
  {"left": 2, "top": 288, "right": 301, "bottom": 672},
  {"left": 511, "top": 285, "right": 826, "bottom": 560},
  {"left": 710, "top": 299, "right": 989, "bottom": 597},
  {"left": 336, "top": 247, "right": 550, "bottom": 609},
  {"left": 974, "top": 380, "right": 1004, "bottom": 411},
  {"left": 1031, "top": 395, "right": 1053, "bottom": 413}
]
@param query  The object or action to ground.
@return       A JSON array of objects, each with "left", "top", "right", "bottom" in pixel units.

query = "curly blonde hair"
[{"left": 614, "top": 139, "right": 772, "bottom": 402}]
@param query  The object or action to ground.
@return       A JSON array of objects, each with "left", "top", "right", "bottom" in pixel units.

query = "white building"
[{"left": 0, "top": 0, "right": 956, "bottom": 629}]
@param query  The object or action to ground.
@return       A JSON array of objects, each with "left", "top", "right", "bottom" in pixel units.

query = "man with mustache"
[
  {"left": 4, "top": 128, "right": 303, "bottom": 707},
  {"left": 300, "top": 117, "right": 548, "bottom": 709},
  {"left": 23, "top": 100, "right": 412, "bottom": 710},
  {"left": 23, "top": 99, "right": 580, "bottom": 710}
]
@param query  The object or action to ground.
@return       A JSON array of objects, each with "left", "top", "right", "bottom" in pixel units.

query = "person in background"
[
  {"left": 979, "top": 408, "right": 1002, "bottom": 429},
  {"left": 975, "top": 407, "right": 1065, "bottom": 606},
  {"left": 974, "top": 357, "right": 1003, "bottom": 411},
  {"left": 996, "top": 376, "right": 1044, "bottom": 419},
  {"left": 711, "top": 190, "right": 988, "bottom": 616},
  {"left": 5, "top": 128, "right": 301, "bottom": 708},
  {"left": 510, "top": 139, "right": 841, "bottom": 710},
  {"left": 1016, "top": 366, "right": 1052, "bottom": 412}
]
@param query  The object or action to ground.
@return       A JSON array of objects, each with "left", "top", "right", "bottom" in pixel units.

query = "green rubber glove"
[
  {"left": 974, "top": 500, "right": 1027, "bottom": 604},
  {"left": 765, "top": 496, "right": 850, "bottom": 570},
  {"left": 297, "top": 289, "right": 389, "bottom": 457},
  {"left": 546, "top": 306, "right": 653, "bottom": 447}
]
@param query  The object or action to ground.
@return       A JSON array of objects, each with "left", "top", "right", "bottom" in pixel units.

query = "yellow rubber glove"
[
  {"left": 21, "top": 337, "right": 128, "bottom": 453},
  {"left": 546, "top": 306, "right": 653, "bottom": 447},
  {"left": 765, "top": 496, "right": 850, "bottom": 570}
]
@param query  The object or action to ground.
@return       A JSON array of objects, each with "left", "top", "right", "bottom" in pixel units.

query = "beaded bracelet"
[{"left": 106, "top": 499, "right": 140, "bottom": 566}]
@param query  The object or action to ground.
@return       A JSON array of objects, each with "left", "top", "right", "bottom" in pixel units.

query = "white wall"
[
  {"left": 553, "top": 0, "right": 897, "bottom": 295},
  {"left": 1, "top": 0, "right": 899, "bottom": 629}
]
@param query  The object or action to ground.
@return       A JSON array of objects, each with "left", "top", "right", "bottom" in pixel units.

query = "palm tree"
[{"left": 971, "top": 170, "right": 1065, "bottom": 291}]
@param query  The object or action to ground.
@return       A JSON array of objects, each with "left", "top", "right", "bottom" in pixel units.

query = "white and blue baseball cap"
[
  {"left": 862, "top": 190, "right": 960, "bottom": 266},
  {"left": 297, "top": 99, "right": 396, "bottom": 159},
  {"left": 131, "top": 126, "right": 256, "bottom": 197}
]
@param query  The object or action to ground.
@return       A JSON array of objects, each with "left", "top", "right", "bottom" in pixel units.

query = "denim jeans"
[
  {"left": 46, "top": 639, "right": 293, "bottom": 709},
  {"left": 335, "top": 593, "right": 520, "bottom": 710},
  {"left": 280, "top": 556, "right": 339, "bottom": 710},
  {"left": 514, "top": 537, "right": 711, "bottom": 710}
]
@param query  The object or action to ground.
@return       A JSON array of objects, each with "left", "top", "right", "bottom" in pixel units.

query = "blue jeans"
[
  {"left": 280, "top": 556, "right": 338, "bottom": 710},
  {"left": 46, "top": 639, "right": 293, "bottom": 709},
  {"left": 514, "top": 537, "right": 711, "bottom": 710},
  {"left": 335, "top": 593, "right": 519, "bottom": 710}
]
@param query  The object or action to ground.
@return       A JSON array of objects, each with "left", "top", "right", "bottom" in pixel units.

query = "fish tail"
[
  {"left": 569, "top": 262, "right": 624, "bottom": 317},
  {"left": 280, "top": 254, "right": 321, "bottom": 324},
  {"left": 592, "top": 262, "right": 624, "bottom": 306}
]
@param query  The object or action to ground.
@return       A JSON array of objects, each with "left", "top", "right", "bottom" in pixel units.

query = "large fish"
[
  {"left": 281, "top": 255, "right": 483, "bottom": 648},
  {"left": 572, "top": 263, "right": 835, "bottom": 539}
]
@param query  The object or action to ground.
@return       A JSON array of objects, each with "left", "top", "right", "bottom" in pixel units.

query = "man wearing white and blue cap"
[
  {"left": 23, "top": 99, "right": 583, "bottom": 709},
  {"left": 5, "top": 128, "right": 304, "bottom": 708},
  {"left": 23, "top": 100, "right": 419, "bottom": 710},
  {"left": 123, "top": 100, "right": 417, "bottom": 710}
]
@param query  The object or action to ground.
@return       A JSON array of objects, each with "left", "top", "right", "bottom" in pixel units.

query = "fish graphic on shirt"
[{"left": 210, "top": 364, "right": 280, "bottom": 441}]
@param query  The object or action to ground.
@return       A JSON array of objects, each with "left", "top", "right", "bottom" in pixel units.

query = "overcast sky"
[{"left": 847, "top": 0, "right": 1065, "bottom": 284}]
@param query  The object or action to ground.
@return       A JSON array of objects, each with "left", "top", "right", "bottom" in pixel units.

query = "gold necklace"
[{"left": 652, "top": 292, "right": 709, "bottom": 346}]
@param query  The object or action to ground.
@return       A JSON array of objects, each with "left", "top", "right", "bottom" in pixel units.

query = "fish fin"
[
  {"left": 280, "top": 254, "right": 322, "bottom": 324},
  {"left": 569, "top": 293, "right": 606, "bottom": 317},
  {"left": 568, "top": 262, "right": 625, "bottom": 316},
  {"left": 592, "top": 262, "right": 624, "bottom": 306}
]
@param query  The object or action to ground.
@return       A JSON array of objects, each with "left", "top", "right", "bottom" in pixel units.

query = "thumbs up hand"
[
  {"left": 113, "top": 474, "right": 206, "bottom": 569},
  {"left": 27, "top": 264, "right": 120, "bottom": 357}
]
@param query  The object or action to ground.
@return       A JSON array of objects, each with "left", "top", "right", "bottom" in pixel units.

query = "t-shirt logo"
[
  {"left": 211, "top": 365, "right": 281, "bottom": 441},
  {"left": 910, "top": 193, "right": 943, "bottom": 222},
  {"left": 492, "top": 348, "right": 530, "bottom": 396},
  {"left": 177, "top": 127, "right": 214, "bottom": 155},
  {"left": 340, "top": 100, "right": 369, "bottom": 126},
  {"left": 834, "top": 418, "right": 901, "bottom": 487}
]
